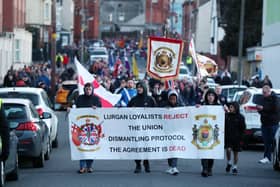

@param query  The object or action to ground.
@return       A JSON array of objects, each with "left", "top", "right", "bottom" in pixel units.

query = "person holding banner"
[
  {"left": 75, "top": 83, "right": 101, "bottom": 174},
  {"left": 164, "top": 90, "right": 183, "bottom": 175},
  {"left": 128, "top": 81, "right": 157, "bottom": 173},
  {"left": 199, "top": 89, "right": 219, "bottom": 177}
]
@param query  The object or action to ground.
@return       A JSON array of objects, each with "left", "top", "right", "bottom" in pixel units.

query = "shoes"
[
  {"left": 166, "top": 167, "right": 179, "bottom": 175},
  {"left": 258, "top": 157, "right": 270, "bottom": 164},
  {"left": 87, "top": 168, "right": 93, "bottom": 173},
  {"left": 226, "top": 164, "right": 232, "bottom": 172},
  {"left": 201, "top": 170, "right": 208, "bottom": 177},
  {"left": 232, "top": 168, "right": 238, "bottom": 175},
  {"left": 134, "top": 165, "right": 141, "bottom": 173},
  {"left": 77, "top": 168, "right": 87, "bottom": 174},
  {"left": 207, "top": 169, "right": 212, "bottom": 176},
  {"left": 145, "top": 166, "right": 151, "bottom": 173}
]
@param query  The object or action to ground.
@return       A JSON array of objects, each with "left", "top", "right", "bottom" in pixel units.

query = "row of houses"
[{"left": 0, "top": 0, "right": 54, "bottom": 83}]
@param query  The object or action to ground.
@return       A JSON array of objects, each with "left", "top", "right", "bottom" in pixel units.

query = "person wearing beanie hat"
[
  {"left": 128, "top": 80, "right": 157, "bottom": 173},
  {"left": 164, "top": 89, "right": 183, "bottom": 175},
  {"left": 75, "top": 82, "right": 101, "bottom": 174}
]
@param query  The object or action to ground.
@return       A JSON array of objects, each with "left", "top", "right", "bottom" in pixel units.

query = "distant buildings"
[{"left": 261, "top": 0, "right": 280, "bottom": 88}]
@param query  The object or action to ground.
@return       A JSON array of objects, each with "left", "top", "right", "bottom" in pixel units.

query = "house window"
[
  {"left": 45, "top": 3, "right": 50, "bottom": 20},
  {"left": 15, "top": 39, "right": 20, "bottom": 62}
]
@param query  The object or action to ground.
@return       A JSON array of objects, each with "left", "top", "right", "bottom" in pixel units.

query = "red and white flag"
[
  {"left": 189, "top": 38, "right": 208, "bottom": 78},
  {"left": 74, "top": 58, "right": 121, "bottom": 107}
]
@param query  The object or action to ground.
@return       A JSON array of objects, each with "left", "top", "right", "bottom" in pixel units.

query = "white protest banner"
[{"left": 68, "top": 106, "right": 224, "bottom": 160}]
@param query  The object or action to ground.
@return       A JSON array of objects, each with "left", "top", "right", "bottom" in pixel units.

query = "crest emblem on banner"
[
  {"left": 147, "top": 37, "right": 184, "bottom": 80},
  {"left": 71, "top": 115, "right": 104, "bottom": 152},
  {"left": 191, "top": 115, "right": 220, "bottom": 149}
]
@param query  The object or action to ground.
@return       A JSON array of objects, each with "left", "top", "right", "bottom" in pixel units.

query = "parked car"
[
  {"left": 3, "top": 99, "right": 51, "bottom": 168},
  {"left": 0, "top": 87, "right": 58, "bottom": 148},
  {"left": 178, "top": 64, "right": 192, "bottom": 81},
  {"left": 55, "top": 80, "right": 77, "bottom": 110},
  {"left": 273, "top": 127, "right": 280, "bottom": 171},
  {"left": 206, "top": 77, "right": 218, "bottom": 89},
  {"left": 220, "top": 85, "right": 247, "bottom": 102},
  {"left": 89, "top": 47, "right": 108, "bottom": 63},
  {"left": 0, "top": 121, "right": 19, "bottom": 187},
  {"left": 233, "top": 87, "right": 280, "bottom": 147}
]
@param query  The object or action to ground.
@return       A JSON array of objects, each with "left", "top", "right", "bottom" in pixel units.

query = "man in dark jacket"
[
  {"left": 75, "top": 83, "right": 101, "bottom": 173},
  {"left": 0, "top": 99, "right": 10, "bottom": 162},
  {"left": 128, "top": 81, "right": 157, "bottom": 173},
  {"left": 257, "top": 83, "right": 280, "bottom": 164}
]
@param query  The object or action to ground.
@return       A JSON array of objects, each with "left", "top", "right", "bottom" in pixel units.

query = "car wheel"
[
  {"left": 7, "top": 153, "right": 19, "bottom": 181},
  {"left": 33, "top": 149, "right": 45, "bottom": 168},
  {"left": 45, "top": 138, "right": 51, "bottom": 160},
  {"left": 273, "top": 140, "right": 280, "bottom": 171},
  {"left": 52, "top": 134, "right": 58, "bottom": 148},
  {"left": 0, "top": 161, "right": 5, "bottom": 187}
]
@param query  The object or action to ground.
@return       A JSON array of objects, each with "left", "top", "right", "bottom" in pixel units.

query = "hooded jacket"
[
  {"left": 75, "top": 85, "right": 101, "bottom": 108},
  {"left": 203, "top": 89, "right": 219, "bottom": 106},
  {"left": 225, "top": 102, "right": 246, "bottom": 144},
  {"left": 128, "top": 81, "right": 157, "bottom": 107}
]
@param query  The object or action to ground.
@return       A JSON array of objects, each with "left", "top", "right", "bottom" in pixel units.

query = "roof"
[
  {"left": 0, "top": 87, "right": 45, "bottom": 94},
  {"left": 220, "top": 85, "right": 247, "bottom": 89}
]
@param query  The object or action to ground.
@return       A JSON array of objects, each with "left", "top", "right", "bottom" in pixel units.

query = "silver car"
[{"left": 0, "top": 87, "right": 58, "bottom": 148}]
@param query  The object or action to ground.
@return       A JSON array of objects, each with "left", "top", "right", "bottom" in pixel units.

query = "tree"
[{"left": 219, "top": 0, "right": 262, "bottom": 60}]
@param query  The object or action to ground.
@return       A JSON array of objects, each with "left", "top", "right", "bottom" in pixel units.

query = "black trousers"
[
  {"left": 135, "top": 160, "right": 149, "bottom": 167},
  {"left": 201, "top": 159, "right": 214, "bottom": 171}
]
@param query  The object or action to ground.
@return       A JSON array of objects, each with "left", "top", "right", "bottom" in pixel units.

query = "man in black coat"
[
  {"left": 128, "top": 81, "right": 157, "bottom": 173},
  {"left": 0, "top": 99, "right": 10, "bottom": 162},
  {"left": 256, "top": 83, "right": 280, "bottom": 164},
  {"left": 75, "top": 83, "right": 101, "bottom": 173}
]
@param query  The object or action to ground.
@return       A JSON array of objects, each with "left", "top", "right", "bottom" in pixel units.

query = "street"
[{"left": 6, "top": 111, "right": 280, "bottom": 187}]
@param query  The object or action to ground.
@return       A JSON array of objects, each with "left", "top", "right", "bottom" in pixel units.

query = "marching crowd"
[{"left": 0, "top": 40, "right": 278, "bottom": 178}]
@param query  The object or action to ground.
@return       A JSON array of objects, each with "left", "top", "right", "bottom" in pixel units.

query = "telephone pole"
[
  {"left": 51, "top": 0, "right": 57, "bottom": 103},
  {"left": 81, "top": 0, "right": 86, "bottom": 64}
]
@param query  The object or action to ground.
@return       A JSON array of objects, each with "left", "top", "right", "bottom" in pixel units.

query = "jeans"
[
  {"left": 168, "top": 158, "right": 178, "bottom": 168},
  {"left": 80, "top": 160, "right": 93, "bottom": 169},
  {"left": 261, "top": 125, "right": 279, "bottom": 160}
]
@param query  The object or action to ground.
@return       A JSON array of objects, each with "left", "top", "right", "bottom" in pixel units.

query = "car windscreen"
[
  {"left": 179, "top": 68, "right": 188, "bottom": 74},
  {"left": 3, "top": 103, "right": 28, "bottom": 123},
  {"left": 62, "top": 84, "right": 77, "bottom": 91},
  {"left": 0, "top": 92, "right": 39, "bottom": 105},
  {"left": 91, "top": 51, "right": 106, "bottom": 55}
]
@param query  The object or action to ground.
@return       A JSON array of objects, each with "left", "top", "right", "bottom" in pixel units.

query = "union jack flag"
[
  {"left": 164, "top": 80, "right": 175, "bottom": 90},
  {"left": 79, "top": 124, "right": 99, "bottom": 145}
]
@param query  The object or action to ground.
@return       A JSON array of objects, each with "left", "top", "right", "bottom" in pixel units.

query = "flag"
[
  {"left": 108, "top": 50, "right": 115, "bottom": 70},
  {"left": 113, "top": 58, "right": 123, "bottom": 78},
  {"left": 132, "top": 54, "right": 139, "bottom": 79},
  {"left": 147, "top": 37, "right": 184, "bottom": 80},
  {"left": 124, "top": 56, "right": 131, "bottom": 76},
  {"left": 74, "top": 58, "right": 121, "bottom": 107},
  {"left": 164, "top": 80, "right": 175, "bottom": 90},
  {"left": 196, "top": 53, "right": 217, "bottom": 76},
  {"left": 189, "top": 38, "right": 208, "bottom": 78},
  {"left": 138, "top": 37, "right": 143, "bottom": 49}
]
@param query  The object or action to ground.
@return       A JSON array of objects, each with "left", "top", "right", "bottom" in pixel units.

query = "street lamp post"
[
  {"left": 51, "top": 0, "right": 57, "bottom": 103},
  {"left": 80, "top": 0, "right": 86, "bottom": 64},
  {"left": 238, "top": 0, "right": 245, "bottom": 86}
]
